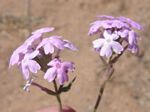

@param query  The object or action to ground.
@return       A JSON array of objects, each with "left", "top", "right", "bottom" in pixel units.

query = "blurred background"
[{"left": 0, "top": 0, "right": 150, "bottom": 112}]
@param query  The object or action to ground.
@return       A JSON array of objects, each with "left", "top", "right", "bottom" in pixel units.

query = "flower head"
[
  {"left": 9, "top": 44, "right": 27, "bottom": 67},
  {"left": 9, "top": 26, "right": 76, "bottom": 84},
  {"left": 44, "top": 58, "right": 75, "bottom": 85},
  {"left": 89, "top": 15, "right": 142, "bottom": 56}
]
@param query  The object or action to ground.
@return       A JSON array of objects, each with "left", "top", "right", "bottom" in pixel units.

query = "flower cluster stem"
[
  {"left": 53, "top": 80, "right": 63, "bottom": 112},
  {"left": 93, "top": 82, "right": 106, "bottom": 112},
  {"left": 93, "top": 64, "right": 114, "bottom": 112}
]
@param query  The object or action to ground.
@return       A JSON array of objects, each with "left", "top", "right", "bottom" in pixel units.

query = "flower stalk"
[
  {"left": 93, "top": 63, "right": 114, "bottom": 112},
  {"left": 53, "top": 80, "right": 63, "bottom": 112}
]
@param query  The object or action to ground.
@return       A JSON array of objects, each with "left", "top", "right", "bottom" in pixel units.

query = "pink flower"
[
  {"left": 9, "top": 27, "right": 55, "bottom": 67},
  {"left": 9, "top": 34, "right": 42, "bottom": 68},
  {"left": 116, "top": 29, "right": 129, "bottom": 38},
  {"left": 116, "top": 29, "right": 139, "bottom": 53},
  {"left": 20, "top": 50, "right": 41, "bottom": 80},
  {"left": 44, "top": 58, "right": 75, "bottom": 85},
  {"left": 9, "top": 44, "right": 27, "bottom": 67},
  {"left": 24, "top": 33, "right": 42, "bottom": 50},
  {"left": 37, "top": 36, "right": 77, "bottom": 54},
  {"left": 36, "top": 36, "right": 65, "bottom": 54},
  {"left": 127, "top": 30, "right": 139, "bottom": 53},
  {"left": 64, "top": 40, "right": 78, "bottom": 51},
  {"left": 92, "top": 30, "right": 123, "bottom": 58},
  {"left": 25, "top": 27, "right": 55, "bottom": 50}
]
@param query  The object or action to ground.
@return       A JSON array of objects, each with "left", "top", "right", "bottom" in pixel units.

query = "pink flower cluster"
[
  {"left": 89, "top": 15, "right": 143, "bottom": 58},
  {"left": 9, "top": 27, "right": 77, "bottom": 85}
]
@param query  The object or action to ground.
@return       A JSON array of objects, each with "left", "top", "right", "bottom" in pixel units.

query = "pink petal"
[
  {"left": 32, "top": 27, "right": 55, "bottom": 35},
  {"left": 112, "top": 20, "right": 129, "bottom": 29},
  {"left": 49, "top": 36, "right": 63, "bottom": 39},
  {"left": 21, "top": 63, "right": 30, "bottom": 80},
  {"left": 118, "top": 30, "right": 129, "bottom": 38},
  {"left": 88, "top": 22, "right": 101, "bottom": 35},
  {"left": 92, "top": 38, "right": 105, "bottom": 49},
  {"left": 128, "top": 44, "right": 139, "bottom": 53},
  {"left": 49, "top": 37, "right": 65, "bottom": 50},
  {"left": 28, "top": 60, "right": 41, "bottom": 73},
  {"left": 36, "top": 38, "right": 48, "bottom": 49},
  {"left": 57, "top": 70, "right": 68, "bottom": 85},
  {"left": 25, "top": 33, "right": 42, "bottom": 46},
  {"left": 118, "top": 17, "right": 143, "bottom": 30},
  {"left": 47, "top": 58, "right": 61, "bottom": 66},
  {"left": 9, "top": 45, "right": 26, "bottom": 67},
  {"left": 103, "top": 30, "right": 111, "bottom": 39},
  {"left": 44, "top": 67, "right": 57, "bottom": 82},
  {"left": 111, "top": 41, "right": 124, "bottom": 54},
  {"left": 64, "top": 40, "right": 78, "bottom": 51},
  {"left": 97, "top": 15, "right": 115, "bottom": 19},
  {"left": 43, "top": 43, "right": 54, "bottom": 54},
  {"left": 111, "top": 33, "right": 119, "bottom": 40},
  {"left": 88, "top": 20, "right": 112, "bottom": 35},
  {"left": 128, "top": 31, "right": 136, "bottom": 45},
  {"left": 62, "top": 62, "right": 75, "bottom": 71},
  {"left": 27, "top": 50, "right": 39, "bottom": 59},
  {"left": 100, "top": 45, "right": 112, "bottom": 58},
  {"left": 9, "top": 51, "right": 19, "bottom": 67}
]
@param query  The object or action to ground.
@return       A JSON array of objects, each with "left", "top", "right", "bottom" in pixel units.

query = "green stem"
[
  {"left": 93, "top": 82, "right": 106, "bottom": 112},
  {"left": 93, "top": 64, "right": 114, "bottom": 112},
  {"left": 53, "top": 80, "right": 63, "bottom": 112}
]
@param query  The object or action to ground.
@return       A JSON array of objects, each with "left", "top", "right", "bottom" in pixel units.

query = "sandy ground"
[{"left": 0, "top": 0, "right": 150, "bottom": 112}]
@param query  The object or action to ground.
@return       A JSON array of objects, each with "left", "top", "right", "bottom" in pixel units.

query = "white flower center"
[
  {"left": 103, "top": 30, "right": 118, "bottom": 44},
  {"left": 106, "top": 38, "right": 112, "bottom": 43}
]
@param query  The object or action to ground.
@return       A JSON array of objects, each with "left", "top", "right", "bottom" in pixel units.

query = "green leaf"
[
  {"left": 58, "top": 76, "right": 76, "bottom": 94},
  {"left": 32, "top": 82, "right": 56, "bottom": 96}
]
